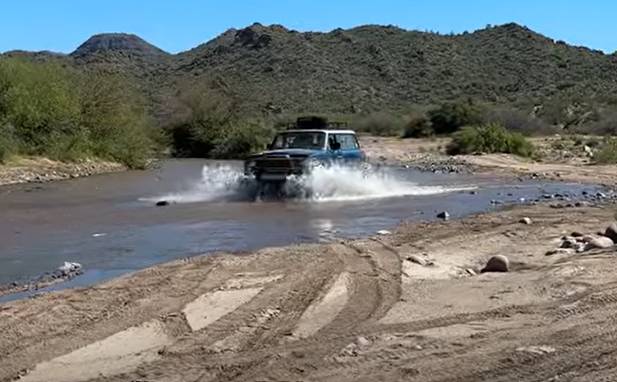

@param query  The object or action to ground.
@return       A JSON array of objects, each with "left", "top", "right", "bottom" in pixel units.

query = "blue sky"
[{"left": 1, "top": 0, "right": 614, "bottom": 54}]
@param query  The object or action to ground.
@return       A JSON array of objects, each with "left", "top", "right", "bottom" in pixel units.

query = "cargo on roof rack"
[{"left": 286, "top": 116, "right": 348, "bottom": 130}]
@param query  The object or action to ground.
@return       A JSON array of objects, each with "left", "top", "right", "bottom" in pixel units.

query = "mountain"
[
  {"left": 71, "top": 33, "right": 168, "bottom": 57},
  {"left": 70, "top": 33, "right": 173, "bottom": 78},
  {"left": 170, "top": 22, "right": 616, "bottom": 115},
  {"left": 3, "top": 23, "right": 617, "bottom": 121}
]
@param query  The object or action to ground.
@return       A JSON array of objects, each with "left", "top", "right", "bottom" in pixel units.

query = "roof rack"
[{"left": 286, "top": 116, "right": 348, "bottom": 130}]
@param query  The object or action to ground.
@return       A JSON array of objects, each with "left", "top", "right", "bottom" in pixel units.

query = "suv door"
[{"left": 332, "top": 134, "right": 362, "bottom": 162}]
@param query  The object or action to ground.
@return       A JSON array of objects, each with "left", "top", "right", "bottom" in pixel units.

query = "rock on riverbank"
[{"left": 0, "top": 157, "right": 126, "bottom": 186}]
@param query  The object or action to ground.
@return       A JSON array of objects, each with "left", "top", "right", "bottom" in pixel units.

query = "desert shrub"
[
  {"left": 211, "top": 121, "right": 274, "bottom": 159},
  {"left": 43, "top": 130, "right": 91, "bottom": 162},
  {"left": 576, "top": 110, "right": 617, "bottom": 136},
  {"left": 0, "top": 124, "right": 16, "bottom": 163},
  {"left": 427, "top": 101, "right": 483, "bottom": 135},
  {"left": 446, "top": 123, "right": 534, "bottom": 157},
  {"left": 77, "top": 72, "right": 155, "bottom": 168},
  {"left": 168, "top": 85, "right": 235, "bottom": 157},
  {"left": 352, "top": 112, "right": 404, "bottom": 136},
  {"left": 0, "top": 58, "right": 80, "bottom": 150},
  {"left": 484, "top": 106, "right": 554, "bottom": 136},
  {"left": 402, "top": 115, "right": 433, "bottom": 138},
  {"left": 594, "top": 139, "right": 617, "bottom": 164},
  {"left": 0, "top": 58, "right": 156, "bottom": 168},
  {"left": 167, "top": 84, "right": 272, "bottom": 158},
  {"left": 0, "top": 140, "right": 8, "bottom": 163},
  {"left": 537, "top": 94, "right": 602, "bottom": 130}
]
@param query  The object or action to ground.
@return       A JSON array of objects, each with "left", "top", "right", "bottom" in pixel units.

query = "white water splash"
[
  {"left": 292, "top": 165, "right": 473, "bottom": 202},
  {"left": 141, "top": 165, "right": 251, "bottom": 204},
  {"left": 143, "top": 164, "right": 474, "bottom": 204}
]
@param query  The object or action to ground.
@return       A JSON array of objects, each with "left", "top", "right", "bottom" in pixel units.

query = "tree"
[
  {"left": 167, "top": 81, "right": 272, "bottom": 158},
  {"left": 402, "top": 115, "right": 433, "bottom": 138},
  {"left": 427, "top": 101, "right": 483, "bottom": 135},
  {"left": 0, "top": 58, "right": 80, "bottom": 150},
  {"left": 0, "top": 58, "right": 156, "bottom": 167},
  {"left": 77, "top": 71, "right": 155, "bottom": 168}
]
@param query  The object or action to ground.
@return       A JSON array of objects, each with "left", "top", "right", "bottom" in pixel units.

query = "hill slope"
[
  {"left": 4, "top": 23, "right": 617, "bottom": 120},
  {"left": 70, "top": 33, "right": 173, "bottom": 76},
  {"left": 171, "top": 23, "right": 617, "bottom": 115}
]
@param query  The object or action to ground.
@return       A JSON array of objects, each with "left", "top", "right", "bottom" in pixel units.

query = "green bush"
[
  {"left": 484, "top": 106, "right": 555, "bottom": 136},
  {"left": 0, "top": 125, "right": 15, "bottom": 163},
  {"left": 43, "top": 130, "right": 91, "bottom": 162},
  {"left": 594, "top": 139, "right": 617, "bottom": 164},
  {"left": 352, "top": 112, "right": 404, "bottom": 136},
  {"left": 211, "top": 121, "right": 274, "bottom": 159},
  {"left": 171, "top": 119, "right": 272, "bottom": 159},
  {"left": 402, "top": 115, "right": 433, "bottom": 138},
  {"left": 578, "top": 110, "right": 617, "bottom": 136},
  {"left": 0, "top": 58, "right": 156, "bottom": 168},
  {"left": 77, "top": 72, "right": 155, "bottom": 168},
  {"left": 0, "top": 59, "right": 80, "bottom": 150},
  {"left": 446, "top": 123, "right": 534, "bottom": 157},
  {"left": 167, "top": 84, "right": 272, "bottom": 158},
  {"left": 428, "top": 101, "right": 484, "bottom": 135},
  {"left": 0, "top": 142, "right": 7, "bottom": 163},
  {"left": 537, "top": 94, "right": 601, "bottom": 129}
]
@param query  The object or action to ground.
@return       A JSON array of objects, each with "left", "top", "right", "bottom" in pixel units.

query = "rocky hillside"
[
  {"left": 70, "top": 33, "right": 172, "bottom": 76},
  {"left": 4, "top": 23, "right": 617, "bottom": 121},
  {"left": 172, "top": 23, "right": 617, "bottom": 115}
]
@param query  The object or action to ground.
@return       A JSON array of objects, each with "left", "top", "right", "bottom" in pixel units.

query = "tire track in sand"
[
  {"left": 19, "top": 279, "right": 270, "bottom": 382},
  {"left": 292, "top": 272, "right": 351, "bottom": 339},
  {"left": 20, "top": 320, "right": 172, "bottom": 382}
]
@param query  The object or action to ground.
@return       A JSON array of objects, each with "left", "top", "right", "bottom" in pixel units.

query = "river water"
[{"left": 0, "top": 159, "right": 600, "bottom": 296}]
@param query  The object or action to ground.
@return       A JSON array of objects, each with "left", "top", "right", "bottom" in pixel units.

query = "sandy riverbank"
[
  {"left": 2, "top": 137, "right": 617, "bottom": 381},
  {"left": 3, "top": 136, "right": 615, "bottom": 188},
  {"left": 2, "top": 200, "right": 617, "bottom": 381},
  {"left": 0, "top": 157, "right": 126, "bottom": 186},
  {"left": 361, "top": 136, "right": 617, "bottom": 186}
]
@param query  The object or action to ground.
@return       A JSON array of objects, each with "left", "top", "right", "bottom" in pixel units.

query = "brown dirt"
[
  {"left": 360, "top": 136, "right": 617, "bottom": 186},
  {"left": 461, "top": 154, "right": 617, "bottom": 186},
  {"left": 3, "top": 137, "right": 617, "bottom": 381},
  {"left": 2, "top": 202, "right": 617, "bottom": 381}
]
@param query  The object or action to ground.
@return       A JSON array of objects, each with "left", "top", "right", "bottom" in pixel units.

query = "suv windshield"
[{"left": 271, "top": 132, "right": 326, "bottom": 150}]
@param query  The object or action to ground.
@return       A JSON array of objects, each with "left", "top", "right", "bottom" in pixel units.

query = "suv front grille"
[
  {"left": 259, "top": 158, "right": 292, "bottom": 169},
  {"left": 256, "top": 157, "right": 305, "bottom": 173}
]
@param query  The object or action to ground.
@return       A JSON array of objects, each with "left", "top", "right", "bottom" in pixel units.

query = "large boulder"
[
  {"left": 436, "top": 211, "right": 450, "bottom": 220},
  {"left": 574, "top": 242, "right": 588, "bottom": 253},
  {"left": 519, "top": 217, "right": 532, "bottom": 225},
  {"left": 355, "top": 336, "right": 371, "bottom": 347},
  {"left": 481, "top": 255, "right": 510, "bottom": 273},
  {"left": 406, "top": 255, "right": 427, "bottom": 266},
  {"left": 583, "top": 235, "right": 614, "bottom": 250},
  {"left": 560, "top": 237, "right": 578, "bottom": 249},
  {"left": 545, "top": 248, "right": 575, "bottom": 256},
  {"left": 57, "top": 261, "right": 82, "bottom": 276},
  {"left": 604, "top": 223, "right": 617, "bottom": 242}
]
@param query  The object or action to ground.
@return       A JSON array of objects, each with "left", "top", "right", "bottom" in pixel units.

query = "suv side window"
[{"left": 333, "top": 134, "right": 359, "bottom": 150}]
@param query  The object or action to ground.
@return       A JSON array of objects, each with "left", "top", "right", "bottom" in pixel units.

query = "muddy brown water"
[{"left": 0, "top": 159, "right": 601, "bottom": 298}]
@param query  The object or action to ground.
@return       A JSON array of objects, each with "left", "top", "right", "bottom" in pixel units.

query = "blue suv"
[{"left": 244, "top": 117, "right": 365, "bottom": 183}]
